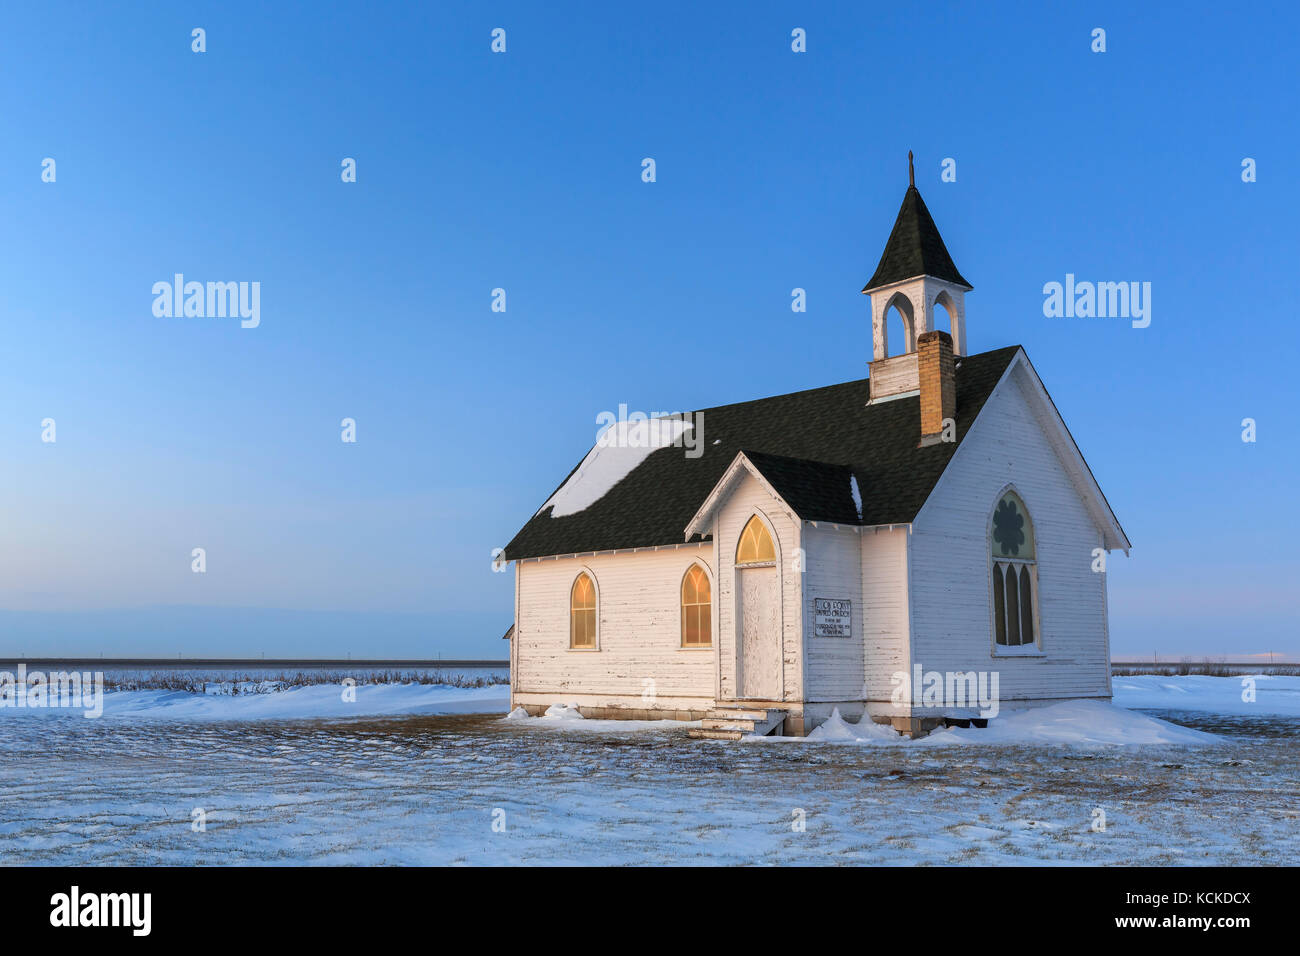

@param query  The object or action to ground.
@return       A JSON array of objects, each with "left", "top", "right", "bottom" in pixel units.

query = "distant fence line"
[
  {"left": 1111, "top": 660, "right": 1298, "bottom": 666},
  {"left": 1111, "top": 660, "right": 1299, "bottom": 677}
]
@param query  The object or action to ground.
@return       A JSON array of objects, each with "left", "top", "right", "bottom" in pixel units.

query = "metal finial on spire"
[{"left": 908, "top": 150, "right": 914, "bottom": 187}]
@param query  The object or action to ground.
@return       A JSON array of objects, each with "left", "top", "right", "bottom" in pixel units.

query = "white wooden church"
[{"left": 503, "top": 163, "right": 1129, "bottom": 738}]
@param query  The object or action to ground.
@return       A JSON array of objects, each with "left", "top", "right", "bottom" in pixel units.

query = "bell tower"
[{"left": 863, "top": 152, "right": 972, "bottom": 400}]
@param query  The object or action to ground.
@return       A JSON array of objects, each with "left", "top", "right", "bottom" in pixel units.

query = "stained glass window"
[
  {"left": 570, "top": 572, "right": 597, "bottom": 648},
  {"left": 992, "top": 565, "right": 1007, "bottom": 646},
  {"left": 736, "top": 516, "right": 775, "bottom": 564},
  {"left": 681, "top": 565, "right": 712, "bottom": 647},
  {"left": 991, "top": 491, "right": 1035, "bottom": 560},
  {"left": 991, "top": 490, "right": 1039, "bottom": 649}
]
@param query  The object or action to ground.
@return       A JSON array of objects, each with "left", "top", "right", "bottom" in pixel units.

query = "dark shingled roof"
[
  {"left": 863, "top": 185, "right": 972, "bottom": 292},
  {"left": 504, "top": 345, "right": 1021, "bottom": 561},
  {"left": 740, "top": 451, "right": 860, "bottom": 526}
]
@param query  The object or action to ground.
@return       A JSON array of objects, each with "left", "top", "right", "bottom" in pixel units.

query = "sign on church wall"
[{"left": 813, "top": 598, "right": 852, "bottom": 638}]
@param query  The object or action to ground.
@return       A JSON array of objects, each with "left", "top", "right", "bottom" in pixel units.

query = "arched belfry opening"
[
  {"left": 862, "top": 151, "right": 972, "bottom": 400},
  {"left": 931, "top": 289, "right": 956, "bottom": 336},
  {"left": 882, "top": 291, "right": 915, "bottom": 357}
]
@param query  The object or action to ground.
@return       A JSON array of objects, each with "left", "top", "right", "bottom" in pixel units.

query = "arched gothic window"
[
  {"left": 991, "top": 490, "right": 1039, "bottom": 648},
  {"left": 570, "top": 572, "right": 597, "bottom": 648},
  {"left": 681, "top": 565, "right": 712, "bottom": 647},
  {"left": 736, "top": 516, "right": 775, "bottom": 565}
]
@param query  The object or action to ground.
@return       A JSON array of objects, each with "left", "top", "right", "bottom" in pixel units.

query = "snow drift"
[
  {"left": 798, "top": 699, "right": 1219, "bottom": 747},
  {"left": 1113, "top": 674, "right": 1300, "bottom": 717}
]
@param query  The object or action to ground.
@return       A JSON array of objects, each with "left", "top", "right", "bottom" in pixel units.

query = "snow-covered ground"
[
  {"left": 0, "top": 675, "right": 1295, "bottom": 865},
  {"left": 796, "top": 699, "right": 1218, "bottom": 747},
  {"left": 504, "top": 702, "right": 696, "bottom": 732},
  {"left": 1113, "top": 673, "right": 1300, "bottom": 717},
  {"left": 2, "top": 682, "right": 510, "bottom": 721}
]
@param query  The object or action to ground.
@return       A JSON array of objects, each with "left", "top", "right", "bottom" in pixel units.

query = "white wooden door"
[{"left": 739, "top": 566, "right": 780, "bottom": 700}]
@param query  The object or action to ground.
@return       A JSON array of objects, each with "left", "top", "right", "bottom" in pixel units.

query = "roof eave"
[
  {"left": 683, "top": 451, "right": 799, "bottom": 539},
  {"left": 1008, "top": 352, "right": 1131, "bottom": 552},
  {"left": 861, "top": 273, "right": 974, "bottom": 296},
  {"left": 913, "top": 347, "right": 1131, "bottom": 553}
]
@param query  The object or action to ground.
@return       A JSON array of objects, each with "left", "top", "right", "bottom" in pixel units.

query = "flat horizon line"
[
  {"left": 1110, "top": 656, "right": 1299, "bottom": 665},
  {"left": 2, "top": 656, "right": 1295, "bottom": 668},
  {"left": 0, "top": 657, "right": 510, "bottom": 668}
]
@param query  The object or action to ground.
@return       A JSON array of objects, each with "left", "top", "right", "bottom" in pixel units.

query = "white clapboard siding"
[
  {"left": 514, "top": 544, "right": 716, "bottom": 707},
  {"left": 512, "top": 354, "right": 1116, "bottom": 726},
  {"left": 801, "top": 523, "right": 865, "bottom": 702},
  {"left": 861, "top": 527, "right": 912, "bottom": 714},
  {"left": 909, "top": 365, "right": 1111, "bottom": 703},
  {"left": 868, "top": 352, "right": 919, "bottom": 399},
  {"left": 714, "top": 471, "right": 802, "bottom": 702}
]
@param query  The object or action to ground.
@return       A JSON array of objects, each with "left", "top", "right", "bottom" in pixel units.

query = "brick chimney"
[{"left": 917, "top": 330, "right": 956, "bottom": 444}]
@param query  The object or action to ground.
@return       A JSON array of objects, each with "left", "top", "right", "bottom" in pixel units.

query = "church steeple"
[
  {"left": 862, "top": 154, "right": 972, "bottom": 363},
  {"left": 863, "top": 183, "right": 970, "bottom": 292}
]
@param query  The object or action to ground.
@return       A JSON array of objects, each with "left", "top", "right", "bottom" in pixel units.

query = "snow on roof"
[
  {"left": 505, "top": 347, "right": 1023, "bottom": 561},
  {"left": 540, "top": 417, "right": 694, "bottom": 518}
]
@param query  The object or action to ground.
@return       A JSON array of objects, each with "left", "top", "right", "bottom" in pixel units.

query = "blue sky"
[{"left": 2, "top": 1, "right": 1296, "bottom": 659}]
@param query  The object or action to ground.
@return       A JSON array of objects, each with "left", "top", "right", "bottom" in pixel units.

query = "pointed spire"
[{"left": 862, "top": 167, "right": 971, "bottom": 293}]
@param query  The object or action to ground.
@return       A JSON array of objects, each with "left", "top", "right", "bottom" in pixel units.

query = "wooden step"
[
  {"left": 691, "top": 708, "right": 790, "bottom": 740},
  {"left": 749, "top": 710, "right": 788, "bottom": 737},
  {"left": 687, "top": 727, "right": 746, "bottom": 741},
  {"left": 708, "top": 708, "right": 770, "bottom": 721},
  {"left": 713, "top": 700, "right": 786, "bottom": 709},
  {"left": 701, "top": 718, "right": 758, "bottom": 732}
]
